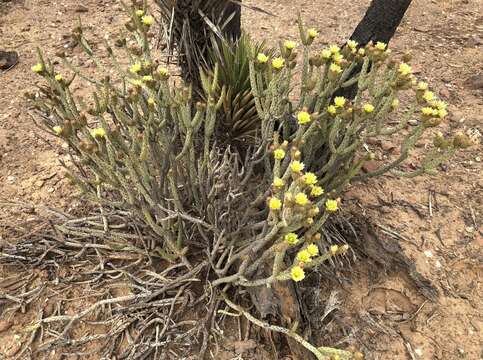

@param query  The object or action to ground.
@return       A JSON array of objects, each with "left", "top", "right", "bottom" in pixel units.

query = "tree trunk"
[{"left": 350, "top": 0, "right": 413, "bottom": 46}]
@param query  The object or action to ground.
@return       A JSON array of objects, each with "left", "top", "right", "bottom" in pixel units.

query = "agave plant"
[
  {"left": 156, "top": 0, "right": 241, "bottom": 86},
  {"left": 203, "top": 34, "right": 270, "bottom": 145}
]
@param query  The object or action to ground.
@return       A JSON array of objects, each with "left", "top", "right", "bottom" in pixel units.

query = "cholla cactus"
[{"left": 27, "top": 4, "right": 472, "bottom": 359}]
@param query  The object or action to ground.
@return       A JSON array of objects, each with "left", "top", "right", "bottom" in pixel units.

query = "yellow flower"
[
  {"left": 327, "top": 105, "right": 337, "bottom": 115},
  {"left": 297, "top": 249, "right": 312, "bottom": 263},
  {"left": 157, "top": 66, "right": 169, "bottom": 76},
  {"left": 307, "top": 244, "right": 319, "bottom": 257},
  {"left": 53, "top": 126, "right": 63, "bottom": 136},
  {"left": 129, "top": 79, "right": 143, "bottom": 87},
  {"left": 330, "top": 245, "right": 339, "bottom": 255},
  {"left": 285, "top": 233, "right": 299, "bottom": 245},
  {"left": 90, "top": 127, "right": 106, "bottom": 138},
  {"left": 421, "top": 107, "right": 434, "bottom": 116},
  {"left": 310, "top": 186, "right": 324, "bottom": 197},
  {"left": 147, "top": 97, "right": 155, "bottom": 105},
  {"left": 290, "top": 161, "right": 305, "bottom": 173},
  {"left": 31, "top": 63, "right": 43, "bottom": 73},
  {"left": 363, "top": 103, "right": 375, "bottom": 113},
  {"left": 257, "top": 53, "right": 268, "bottom": 64},
  {"left": 141, "top": 15, "right": 154, "bottom": 26},
  {"left": 304, "top": 172, "right": 317, "bottom": 185},
  {"left": 357, "top": 48, "right": 366, "bottom": 56},
  {"left": 329, "top": 63, "right": 342, "bottom": 74},
  {"left": 272, "top": 57, "right": 285, "bottom": 70},
  {"left": 437, "top": 109, "right": 448, "bottom": 118},
  {"left": 291, "top": 266, "right": 305, "bottom": 282},
  {"left": 130, "top": 62, "right": 142, "bottom": 74},
  {"left": 135, "top": 9, "right": 144, "bottom": 17},
  {"left": 334, "top": 96, "right": 346, "bottom": 108},
  {"left": 142, "top": 75, "right": 153, "bottom": 82},
  {"left": 273, "top": 148, "right": 286, "bottom": 160},
  {"left": 434, "top": 100, "right": 447, "bottom": 111},
  {"left": 55, "top": 74, "right": 63, "bottom": 82},
  {"left": 297, "top": 111, "right": 311, "bottom": 125},
  {"left": 295, "top": 192, "right": 309, "bottom": 206},
  {"left": 422, "top": 91, "right": 435, "bottom": 102},
  {"left": 284, "top": 40, "right": 297, "bottom": 50},
  {"left": 417, "top": 82, "right": 428, "bottom": 91},
  {"left": 325, "top": 199, "right": 338, "bottom": 212},
  {"left": 347, "top": 40, "right": 358, "bottom": 49},
  {"left": 307, "top": 28, "right": 318, "bottom": 38},
  {"left": 321, "top": 49, "right": 332, "bottom": 59},
  {"left": 332, "top": 53, "right": 344, "bottom": 64},
  {"left": 375, "top": 41, "right": 386, "bottom": 51},
  {"left": 329, "top": 44, "right": 340, "bottom": 54},
  {"left": 309, "top": 206, "right": 320, "bottom": 216},
  {"left": 269, "top": 197, "right": 282, "bottom": 210},
  {"left": 273, "top": 177, "right": 284, "bottom": 188},
  {"left": 398, "top": 62, "right": 412, "bottom": 76},
  {"left": 392, "top": 99, "right": 400, "bottom": 108}
]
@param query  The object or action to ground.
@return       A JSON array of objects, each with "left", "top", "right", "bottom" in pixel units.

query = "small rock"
[
  {"left": 465, "top": 226, "right": 474, "bottom": 233},
  {"left": 75, "top": 5, "right": 89, "bottom": 13},
  {"left": 35, "top": 179, "right": 45, "bottom": 188},
  {"left": 381, "top": 140, "right": 396, "bottom": 152},
  {"left": 414, "top": 348, "right": 423, "bottom": 357},
  {"left": 366, "top": 138, "right": 380, "bottom": 146},
  {"left": 408, "top": 119, "right": 419, "bottom": 126},
  {"left": 0, "top": 319, "right": 13, "bottom": 332},
  {"left": 362, "top": 160, "right": 381, "bottom": 173},
  {"left": 233, "top": 339, "right": 257, "bottom": 354},
  {"left": 5, "top": 341, "right": 21, "bottom": 357},
  {"left": 47, "top": 187, "right": 55, "bottom": 193},
  {"left": 439, "top": 87, "right": 450, "bottom": 99},
  {"left": 7, "top": 175, "right": 15, "bottom": 183},
  {"left": 424, "top": 250, "right": 433, "bottom": 258},
  {"left": 465, "top": 74, "right": 483, "bottom": 90}
]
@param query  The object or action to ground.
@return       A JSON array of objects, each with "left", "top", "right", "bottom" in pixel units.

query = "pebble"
[
  {"left": 424, "top": 250, "right": 433, "bottom": 258},
  {"left": 408, "top": 119, "right": 419, "bottom": 126},
  {"left": 0, "top": 319, "right": 13, "bottom": 332},
  {"left": 7, "top": 175, "right": 15, "bottom": 183}
]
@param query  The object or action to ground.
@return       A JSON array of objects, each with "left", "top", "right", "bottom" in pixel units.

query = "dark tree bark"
[{"left": 350, "top": 0, "right": 413, "bottom": 46}]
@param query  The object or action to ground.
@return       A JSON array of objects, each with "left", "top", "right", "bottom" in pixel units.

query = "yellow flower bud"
[
  {"left": 327, "top": 105, "right": 337, "bottom": 115},
  {"left": 257, "top": 53, "right": 268, "bottom": 64},
  {"left": 310, "top": 186, "right": 324, "bottom": 197},
  {"left": 297, "top": 249, "right": 312, "bottom": 263},
  {"left": 290, "top": 161, "right": 305, "bottom": 173},
  {"left": 329, "top": 44, "right": 340, "bottom": 54},
  {"left": 90, "top": 127, "right": 106, "bottom": 138},
  {"left": 417, "top": 82, "right": 428, "bottom": 91},
  {"left": 273, "top": 148, "right": 286, "bottom": 160},
  {"left": 55, "top": 74, "right": 63, "bottom": 82},
  {"left": 334, "top": 96, "right": 346, "bottom": 108},
  {"left": 268, "top": 197, "right": 282, "bottom": 210},
  {"left": 53, "top": 126, "right": 63, "bottom": 136},
  {"left": 273, "top": 177, "right": 284, "bottom": 188},
  {"left": 135, "top": 9, "right": 144, "bottom": 17},
  {"left": 329, "top": 63, "right": 342, "bottom": 74},
  {"left": 291, "top": 266, "right": 305, "bottom": 282},
  {"left": 130, "top": 62, "right": 142, "bottom": 74},
  {"left": 284, "top": 40, "right": 297, "bottom": 50},
  {"left": 422, "top": 91, "right": 435, "bottom": 102},
  {"left": 141, "top": 15, "right": 154, "bottom": 26},
  {"left": 307, "top": 28, "right": 318, "bottom": 38},
  {"left": 398, "top": 62, "right": 412, "bottom": 76},
  {"left": 325, "top": 199, "right": 338, "bottom": 212},
  {"left": 304, "top": 172, "right": 317, "bottom": 185},
  {"left": 321, "top": 49, "right": 332, "bottom": 60},
  {"left": 375, "top": 41, "right": 386, "bottom": 51},
  {"left": 363, "top": 103, "right": 375, "bottom": 113},
  {"left": 31, "top": 63, "right": 43, "bottom": 73},
  {"left": 297, "top": 111, "right": 311, "bottom": 125},
  {"left": 272, "top": 57, "right": 285, "bottom": 70},
  {"left": 347, "top": 40, "right": 358, "bottom": 49},
  {"left": 295, "top": 192, "right": 309, "bottom": 206},
  {"left": 307, "top": 244, "right": 319, "bottom": 257},
  {"left": 330, "top": 245, "right": 339, "bottom": 255},
  {"left": 285, "top": 233, "right": 299, "bottom": 245}
]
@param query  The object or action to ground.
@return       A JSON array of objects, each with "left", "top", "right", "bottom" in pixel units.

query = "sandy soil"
[{"left": 0, "top": 0, "right": 482, "bottom": 359}]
